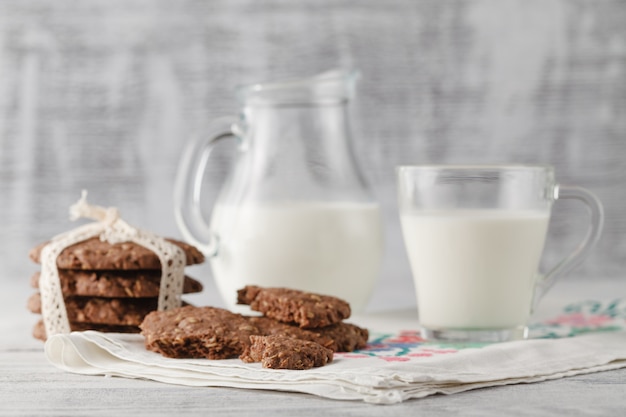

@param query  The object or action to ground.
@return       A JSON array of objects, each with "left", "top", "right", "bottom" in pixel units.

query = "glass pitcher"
[{"left": 174, "top": 70, "right": 383, "bottom": 312}]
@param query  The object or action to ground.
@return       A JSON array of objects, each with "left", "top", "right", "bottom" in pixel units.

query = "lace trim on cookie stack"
[{"left": 39, "top": 191, "right": 185, "bottom": 337}]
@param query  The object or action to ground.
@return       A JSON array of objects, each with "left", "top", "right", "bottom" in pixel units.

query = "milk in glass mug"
[{"left": 397, "top": 165, "right": 604, "bottom": 342}]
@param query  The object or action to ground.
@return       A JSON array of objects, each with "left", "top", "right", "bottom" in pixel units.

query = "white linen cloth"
[{"left": 44, "top": 301, "right": 626, "bottom": 404}]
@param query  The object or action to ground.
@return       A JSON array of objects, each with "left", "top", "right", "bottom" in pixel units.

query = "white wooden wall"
[{"left": 1, "top": 1, "right": 624, "bottom": 307}]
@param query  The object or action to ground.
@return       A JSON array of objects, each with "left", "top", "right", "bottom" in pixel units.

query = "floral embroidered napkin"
[{"left": 44, "top": 299, "right": 626, "bottom": 404}]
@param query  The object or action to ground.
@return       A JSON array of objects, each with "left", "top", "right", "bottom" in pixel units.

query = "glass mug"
[
  {"left": 174, "top": 70, "right": 383, "bottom": 312},
  {"left": 397, "top": 165, "right": 604, "bottom": 342}
]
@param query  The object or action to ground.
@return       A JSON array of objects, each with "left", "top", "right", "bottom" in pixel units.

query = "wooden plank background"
[{"left": 0, "top": 0, "right": 624, "bottom": 308}]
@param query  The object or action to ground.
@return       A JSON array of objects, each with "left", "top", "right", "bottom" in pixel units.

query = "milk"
[
  {"left": 400, "top": 210, "right": 550, "bottom": 330},
  {"left": 210, "top": 202, "right": 383, "bottom": 312}
]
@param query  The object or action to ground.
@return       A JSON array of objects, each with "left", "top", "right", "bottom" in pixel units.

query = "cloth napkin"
[{"left": 44, "top": 300, "right": 626, "bottom": 405}]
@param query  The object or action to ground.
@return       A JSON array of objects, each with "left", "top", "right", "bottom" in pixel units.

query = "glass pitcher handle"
[
  {"left": 534, "top": 184, "right": 605, "bottom": 306},
  {"left": 173, "top": 117, "right": 236, "bottom": 257}
]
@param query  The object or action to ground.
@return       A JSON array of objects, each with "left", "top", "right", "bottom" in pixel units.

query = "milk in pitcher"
[{"left": 210, "top": 202, "right": 383, "bottom": 312}]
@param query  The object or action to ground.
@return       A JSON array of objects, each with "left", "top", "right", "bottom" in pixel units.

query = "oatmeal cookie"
[
  {"left": 30, "top": 270, "right": 202, "bottom": 298},
  {"left": 240, "top": 335, "right": 333, "bottom": 370},
  {"left": 29, "top": 237, "right": 204, "bottom": 270},
  {"left": 247, "top": 316, "right": 368, "bottom": 352},
  {"left": 237, "top": 286, "right": 351, "bottom": 329},
  {"left": 32, "top": 319, "right": 139, "bottom": 341},
  {"left": 28, "top": 293, "right": 164, "bottom": 326},
  {"left": 140, "top": 305, "right": 259, "bottom": 359}
]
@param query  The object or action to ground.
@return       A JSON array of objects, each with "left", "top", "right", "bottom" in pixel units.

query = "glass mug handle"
[
  {"left": 533, "top": 184, "right": 605, "bottom": 306},
  {"left": 173, "top": 117, "right": 239, "bottom": 257}
]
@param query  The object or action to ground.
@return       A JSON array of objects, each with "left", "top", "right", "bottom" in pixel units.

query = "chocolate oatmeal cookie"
[
  {"left": 247, "top": 316, "right": 368, "bottom": 352},
  {"left": 28, "top": 293, "right": 163, "bottom": 326},
  {"left": 29, "top": 237, "right": 204, "bottom": 270},
  {"left": 140, "top": 305, "right": 259, "bottom": 359},
  {"left": 30, "top": 270, "right": 203, "bottom": 298},
  {"left": 240, "top": 335, "right": 333, "bottom": 370},
  {"left": 237, "top": 286, "right": 351, "bottom": 329},
  {"left": 139, "top": 308, "right": 368, "bottom": 360},
  {"left": 32, "top": 320, "right": 139, "bottom": 342}
]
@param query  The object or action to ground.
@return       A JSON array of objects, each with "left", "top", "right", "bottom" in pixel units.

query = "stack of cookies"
[
  {"left": 27, "top": 236, "right": 205, "bottom": 341},
  {"left": 140, "top": 285, "right": 369, "bottom": 370}
]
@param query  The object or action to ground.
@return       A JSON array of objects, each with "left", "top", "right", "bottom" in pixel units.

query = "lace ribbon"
[{"left": 39, "top": 191, "right": 186, "bottom": 337}]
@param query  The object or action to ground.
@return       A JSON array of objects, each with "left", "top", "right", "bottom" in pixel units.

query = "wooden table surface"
[{"left": 2, "top": 278, "right": 625, "bottom": 417}]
